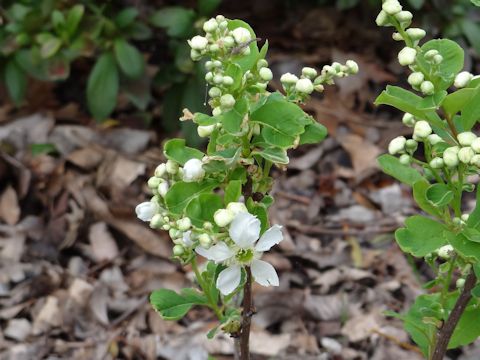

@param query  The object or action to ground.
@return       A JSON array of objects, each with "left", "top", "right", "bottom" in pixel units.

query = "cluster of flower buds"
[{"left": 440, "top": 132, "right": 480, "bottom": 168}]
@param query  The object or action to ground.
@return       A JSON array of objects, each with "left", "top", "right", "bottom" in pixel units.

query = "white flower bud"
[
  {"left": 454, "top": 71, "right": 473, "bottom": 88},
  {"left": 203, "top": 18, "right": 218, "bottom": 33},
  {"left": 173, "top": 244, "right": 184, "bottom": 256},
  {"left": 216, "top": 15, "right": 225, "bottom": 22},
  {"left": 382, "top": 0, "right": 402, "bottom": 15},
  {"left": 197, "top": 124, "right": 215, "bottom": 138},
  {"left": 214, "top": 208, "right": 235, "bottom": 227},
  {"left": 392, "top": 32, "right": 403, "bottom": 41},
  {"left": 166, "top": 160, "right": 178, "bottom": 174},
  {"left": 212, "top": 107, "right": 222, "bottom": 116},
  {"left": 432, "top": 54, "right": 443, "bottom": 64},
  {"left": 399, "top": 154, "right": 411, "bottom": 165},
  {"left": 302, "top": 67, "right": 318, "bottom": 79},
  {"left": 427, "top": 134, "right": 443, "bottom": 145},
  {"left": 190, "top": 49, "right": 202, "bottom": 61},
  {"left": 147, "top": 176, "right": 161, "bottom": 189},
  {"left": 461, "top": 213, "right": 470, "bottom": 222},
  {"left": 150, "top": 213, "right": 164, "bottom": 228},
  {"left": 136, "top": 201, "right": 158, "bottom": 222},
  {"left": 406, "top": 28, "right": 426, "bottom": 40},
  {"left": 346, "top": 60, "right": 359, "bottom": 74},
  {"left": 430, "top": 157, "right": 444, "bottom": 169},
  {"left": 155, "top": 163, "right": 167, "bottom": 177},
  {"left": 456, "top": 278, "right": 465, "bottom": 288},
  {"left": 209, "top": 87, "right": 222, "bottom": 97},
  {"left": 420, "top": 80, "right": 434, "bottom": 95},
  {"left": 457, "top": 131, "right": 477, "bottom": 146},
  {"left": 458, "top": 147, "right": 475, "bottom": 164},
  {"left": 471, "top": 138, "right": 480, "bottom": 153},
  {"left": 158, "top": 181, "right": 169, "bottom": 197},
  {"left": 177, "top": 217, "right": 192, "bottom": 231},
  {"left": 280, "top": 72, "right": 298, "bottom": 85},
  {"left": 232, "top": 27, "right": 251, "bottom": 43},
  {"left": 375, "top": 10, "right": 390, "bottom": 26},
  {"left": 220, "top": 94, "right": 236, "bottom": 109},
  {"left": 437, "top": 245, "right": 454, "bottom": 259},
  {"left": 213, "top": 74, "right": 223, "bottom": 84},
  {"left": 183, "top": 158, "right": 205, "bottom": 182},
  {"left": 223, "top": 36, "right": 235, "bottom": 48},
  {"left": 471, "top": 155, "right": 480, "bottom": 167},
  {"left": 395, "top": 10, "right": 413, "bottom": 22},
  {"left": 259, "top": 67, "right": 273, "bottom": 81},
  {"left": 388, "top": 136, "right": 407, "bottom": 155},
  {"left": 424, "top": 49, "right": 439, "bottom": 60},
  {"left": 226, "top": 202, "right": 248, "bottom": 215},
  {"left": 413, "top": 120, "right": 432, "bottom": 138},
  {"left": 406, "top": 139, "right": 418, "bottom": 152},
  {"left": 443, "top": 147, "right": 459, "bottom": 167},
  {"left": 203, "top": 221, "right": 213, "bottom": 230},
  {"left": 408, "top": 72, "right": 424, "bottom": 86},
  {"left": 398, "top": 47, "right": 417, "bottom": 66},
  {"left": 295, "top": 78, "right": 314, "bottom": 94},
  {"left": 314, "top": 84, "right": 325, "bottom": 92},
  {"left": 198, "top": 233, "right": 212, "bottom": 248},
  {"left": 223, "top": 76, "right": 234, "bottom": 85},
  {"left": 257, "top": 59, "right": 268, "bottom": 68},
  {"left": 189, "top": 36, "right": 208, "bottom": 51},
  {"left": 205, "top": 72, "right": 213, "bottom": 82},
  {"left": 402, "top": 113, "right": 416, "bottom": 127}
]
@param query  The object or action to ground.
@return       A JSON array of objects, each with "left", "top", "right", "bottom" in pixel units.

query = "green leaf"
[
  {"left": 299, "top": 122, "right": 327, "bottom": 145},
  {"left": 150, "top": 7, "right": 195, "bottom": 38},
  {"left": 30, "top": 143, "right": 57, "bottom": 156},
  {"left": 418, "top": 91, "right": 447, "bottom": 111},
  {"left": 449, "top": 232, "right": 480, "bottom": 263},
  {"left": 461, "top": 228, "right": 480, "bottom": 243},
  {"left": 114, "top": 38, "right": 144, "bottom": 79},
  {"left": 449, "top": 303, "right": 480, "bottom": 348},
  {"left": 412, "top": 180, "right": 443, "bottom": 217},
  {"left": 224, "top": 180, "right": 242, "bottom": 204},
  {"left": 395, "top": 216, "right": 447, "bottom": 257},
  {"left": 227, "top": 20, "right": 259, "bottom": 73},
  {"left": 186, "top": 193, "right": 223, "bottom": 227},
  {"left": 377, "top": 154, "right": 423, "bottom": 186},
  {"left": 66, "top": 4, "right": 84, "bottom": 37},
  {"left": 375, "top": 86, "right": 427, "bottom": 119},
  {"left": 252, "top": 147, "right": 289, "bottom": 164},
  {"left": 467, "top": 185, "right": 480, "bottom": 229},
  {"left": 219, "top": 97, "right": 248, "bottom": 134},
  {"left": 426, "top": 183, "right": 454, "bottom": 207},
  {"left": 87, "top": 53, "right": 119, "bottom": 120},
  {"left": 194, "top": 113, "right": 218, "bottom": 126},
  {"left": 150, "top": 288, "right": 208, "bottom": 320},
  {"left": 40, "top": 37, "right": 62, "bottom": 58},
  {"left": 164, "top": 139, "right": 204, "bottom": 165},
  {"left": 114, "top": 7, "right": 139, "bottom": 28},
  {"left": 5, "top": 59, "right": 27, "bottom": 106},
  {"left": 166, "top": 180, "right": 219, "bottom": 214},
  {"left": 460, "top": 87, "right": 480, "bottom": 131},
  {"left": 442, "top": 87, "right": 478, "bottom": 119}
]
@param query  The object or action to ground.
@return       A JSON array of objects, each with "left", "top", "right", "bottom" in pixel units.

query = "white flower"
[
  {"left": 183, "top": 158, "right": 205, "bottom": 182},
  {"left": 461, "top": 213, "right": 470, "bottom": 222},
  {"left": 189, "top": 36, "right": 208, "bottom": 51},
  {"left": 388, "top": 136, "right": 406, "bottom": 155},
  {"left": 472, "top": 138, "right": 480, "bottom": 153},
  {"left": 280, "top": 72, "right": 298, "bottom": 85},
  {"left": 437, "top": 245, "right": 454, "bottom": 259},
  {"left": 375, "top": 10, "right": 389, "bottom": 26},
  {"left": 196, "top": 212, "right": 283, "bottom": 295},
  {"left": 382, "top": 0, "right": 402, "bottom": 15},
  {"left": 458, "top": 147, "right": 475, "bottom": 164},
  {"left": 302, "top": 67, "right": 318, "bottom": 79},
  {"left": 214, "top": 208, "right": 235, "bottom": 227},
  {"left": 177, "top": 217, "right": 192, "bottom": 231},
  {"left": 198, "top": 124, "right": 215, "bottom": 138},
  {"left": 295, "top": 78, "right": 314, "bottom": 94},
  {"left": 135, "top": 201, "right": 158, "bottom": 222},
  {"left": 182, "top": 231, "right": 193, "bottom": 247},
  {"left": 203, "top": 18, "right": 218, "bottom": 33},
  {"left": 158, "top": 181, "right": 169, "bottom": 197},
  {"left": 259, "top": 67, "right": 273, "bottom": 81},
  {"left": 346, "top": 60, "right": 359, "bottom": 74},
  {"left": 398, "top": 47, "right": 417, "bottom": 66},
  {"left": 402, "top": 113, "right": 416, "bottom": 127},
  {"left": 227, "top": 202, "right": 248, "bottom": 215},
  {"left": 155, "top": 163, "right": 166, "bottom": 177},
  {"left": 408, "top": 72, "right": 424, "bottom": 86},
  {"left": 454, "top": 71, "right": 473, "bottom": 88},
  {"left": 220, "top": 94, "right": 236, "bottom": 109},
  {"left": 443, "top": 147, "right": 459, "bottom": 167},
  {"left": 232, "top": 27, "right": 251, "bottom": 44},
  {"left": 198, "top": 233, "right": 212, "bottom": 248},
  {"left": 413, "top": 120, "right": 432, "bottom": 138},
  {"left": 457, "top": 132, "right": 477, "bottom": 146},
  {"left": 406, "top": 28, "right": 426, "bottom": 40},
  {"left": 427, "top": 134, "right": 443, "bottom": 145},
  {"left": 420, "top": 80, "right": 434, "bottom": 95}
]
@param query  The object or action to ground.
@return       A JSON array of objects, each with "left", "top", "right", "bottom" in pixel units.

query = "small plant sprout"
[
  {"left": 136, "top": 15, "right": 357, "bottom": 359},
  {"left": 376, "top": 1, "right": 480, "bottom": 359}
]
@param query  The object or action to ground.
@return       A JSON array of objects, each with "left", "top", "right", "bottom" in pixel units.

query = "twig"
[
  {"left": 372, "top": 328, "right": 423, "bottom": 355},
  {"left": 240, "top": 266, "right": 253, "bottom": 360},
  {"left": 431, "top": 270, "right": 477, "bottom": 360}
]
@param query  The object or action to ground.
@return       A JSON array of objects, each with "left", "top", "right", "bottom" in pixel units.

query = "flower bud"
[
  {"left": 406, "top": 28, "right": 426, "bottom": 40},
  {"left": 155, "top": 163, "right": 167, "bottom": 177},
  {"left": 220, "top": 94, "right": 236, "bottom": 109},
  {"left": 424, "top": 50, "right": 439, "bottom": 60},
  {"left": 454, "top": 71, "right": 473, "bottom": 88},
  {"left": 457, "top": 131, "right": 477, "bottom": 146},
  {"left": 458, "top": 147, "right": 475, "bottom": 164},
  {"left": 398, "top": 47, "right": 417, "bottom": 66},
  {"left": 461, "top": 213, "right": 470, "bottom": 222},
  {"left": 173, "top": 244, "right": 185, "bottom": 256},
  {"left": 136, "top": 201, "right": 158, "bottom": 222},
  {"left": 420, "top": 80, "right": 434, "bottom": 95},
  {"left": 223, "top": 36, "right": 235, "bottom": 48},
  {"left": 399, "top": 154, "right": 411, "bottom": 165},
  {"left": 302, "top": 67, "right": 318, "bottom": 79},
  {"left": 212, "top": 107, "right": 222, "bottom": 116},
  {"left": 471, "top": 138, "right": 480, "bottom": 153},
  {"left": 432, "top": 54, "right": 443, "bottom": 64},
  {"left": 189, "top": 36, "right": 208, "bottom": 51},
  {"left": 257, "top": 59, "right": 268, "bottom": 68},
  {"left": 427, "top": 134, "right": 443, "bottom": 145},
  {"left": 214, "top": 208, "right": 235, "bottom": 227},
  {"left": 392, "top": 32, "right": 403, "bottom": 41},
  {"left": 223, "top": 76, "right": 234, "bottom": 85},
  {"left": 406, "top": 139, "right": 418, "bottom": 152},
  {"left": 472, "top": 155, "right": 480, "bottom": 167},
  {"left": 408, "top": 72, "right": 424, "bottom": 87},
  {"left": 232, "top": 27, "right": 251, "bottom": 43},
  {"left": 177, "top": 217, "right": 192, "bottom": 231},
  {"left": 429, "top": 157, "right": 444, "bottom": 169},
  {"left": 382, "top": 0, "right": 402, "bottom": 15},
  {"left": 375, "top": 10, "right": 390, "bottom": 26},
  {"left": 437, "top": 245, "right": 454, "bottom": 259},
  {"left": 295, "top": 78, "right": 314, "bottom": 94},
  {"left": 183, "top": 158, "right": 205, "bottom": 182},
  {"left": 203, "top": 221, "right": 213, "bottom": 230},
  {"left": 209, "top": 87, "right": 222, "bottom": 98},
  {"left": 314, "top": 84, "right": 325, "bottom": 92},
  {"left": 346, "top": 60, "right": 359, "bottom": 74},
  {"left": 198, "top": 233, "right": 212, "bottom": 248},
  {"left": 413, "top": 120, "right": 432, "bottom": 138},
  {"left": 197, "top": 124, "right": 215, "bottom": 138},
  {"left": 213, "top": 74, "right": 223, "bottom": 84},
  {"left": 227, "top": 202, "right": 248, "bottom": 215},
  {"left": 259, "top": 67, "right": 273, "bottom": 81},
  {"left": 166, "top": 160, "right": 178, "bottom": 174},
  {"left": 395, "top": 10, "right": 413, "bottom": 22},
  {"left": 388, "top": 136, "right": 406, "bottom": 155},
  {"left": 280, "top": 72, "right": 298, "bottom": 85},
  {"left": 205, "top": 72, "right": 213, "bottom": 82},
  {"left": 203, "top": 18, "right": 218, "bottom": 33},
  {"left": 456, "top": 278, "right": 465, "bottom": 288},
  {"left": 150, "top": 213, "right": 164, "bottom": 228},
  {"left": 216, "top": 15, "right": 225, "bottom": 22},
  {"left": 169, "top": 228, "right": 180, "bottom": 239},
  {"left": 158, "top": 181, "right": 169, "bottom": 197},
  {"left": 147, "top": 176, "right": 161, "bottom": 189},
  {"left": 402, "top": 113, "right": 416, "bottom": 127},
  {"left": 443, "top": 147, "right": 459, "bottom": 167}
]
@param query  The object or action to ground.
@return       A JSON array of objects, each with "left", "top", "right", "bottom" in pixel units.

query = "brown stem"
[
  {"left": 240, "top": 266, "right": 253, "bottom": 360},
  {"left": 431, "top": 270, "right": 477, "bottom": 360},
  {"left": 445, "top": 113, "right": 458, "bottom": 139}
]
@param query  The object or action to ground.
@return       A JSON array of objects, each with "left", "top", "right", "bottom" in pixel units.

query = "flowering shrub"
[
  {"left": 376, "top": 1, "right": 480, "bottom": 358},
  {"left": 136, "top": 15, "right": 357, "bottom": 358}
]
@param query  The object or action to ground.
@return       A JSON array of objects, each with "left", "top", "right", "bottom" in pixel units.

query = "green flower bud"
[
  {"left": 471, "top": 138, "right": 480, "bottom": 153},
  {"left": 407, "top": 72, "right": 424, "bottom": 87},
  {"left": 147, "top": 177, "right": 161, "bottom": 189},
  {"left": 259, "top": 67, "right": 273, "bottom": 81},
  {"left": 208, "top": 87, "right": 222, "bottom": 98},
  {"left": 198, "top": 233, "right": 212, "bottom": 248},
  {"left": 427, "top": 134, "right": 443, "bottom": 145},
  {"left": 429, "top": 157, "right": 444, "bottom": 169},
  {"left": 424, "top": 50, "right": 439, "bottom": 60},
  {"left": 154, "top": 163, "right": 167, "bottom": 177},
  {"left": 443, "top": 147, "right": 459, "bottom": 167},
  {"left": 402, "top": 113, "right": 416, "bottom": 127},
  {"left": 166, "top": 160, "right": 179, "bottom": 174},
  {"left": 399, "top": 154, "right": 411, "bottom": 165},
  {"left": 173, "top": 244, "right": 185, "bottom": 256},
  {"left": 257, "top": 59, "right": 268, "bottom": 68},
  {"left": 150, "top": 214, "right": 164, "bottom": 229},
  {"left": 457, "top": 131, "right": 477, "bottom": 146},
  {"left": 420, "top": 81, "right": 434, "bottom": 95},
  {"left": 458, "top": 147, "right": 475, "bottom": 164},
  {"left": 223, "top": 76, "right": 234, "bottom": 85},
  {"left": 302, "top": 67, "right": 318, "bottom": 79},
  {"left": 212, "top": 107, "right": 222, "bottom": 116},
  {"left": 220, "top": 94, "right": 236, "bottom": 109},
  {"left": 471, "top": 154, "right": 480, "bottom": 167},
  {"left": 405, "top": 139, "right": 418, "bottom": 152}
]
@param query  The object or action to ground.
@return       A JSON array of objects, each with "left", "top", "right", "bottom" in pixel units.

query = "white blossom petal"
[
  {"left": 216, "top": 265, "right": 242, "bottom": 295},
  {"left": 229, "top": 212, "right": 260, "bottom": 249},
  {"left": 195, "top": 242, "right": 233, "bottom": 262},
  {"left": 135, "top": 201, "right": 158, "bottom": 222},
  {"left": 251, "top": 259, "right": 279, "bottom": 287},
  {"left": 255, "top": 225, "right": 283, "bottom": 252}
]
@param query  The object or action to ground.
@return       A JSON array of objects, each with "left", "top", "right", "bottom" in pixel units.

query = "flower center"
[{"left": 235, "top": 248, "right": 254, "bottom": 264}]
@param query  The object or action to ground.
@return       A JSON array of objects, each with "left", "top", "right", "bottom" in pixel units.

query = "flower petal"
[
  {"left": 255, "top": 225, "right": 283, "bottom": 252},
  {"left": 216, "top": 265, "right": 242, "bottom": 295},
  {"left": 251, "top": 259, "right": 279, "bottom": 287},
  {"left": 229, "top": 212, "right": 260, "bottom": 249},
  {"left": 195, "top": 242, "right": 233, "bottom": 262}
]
